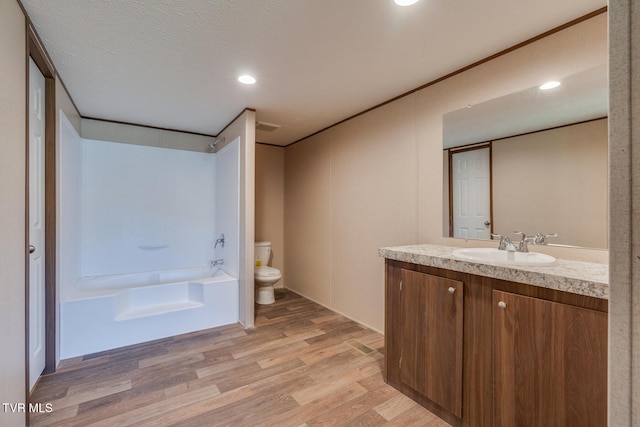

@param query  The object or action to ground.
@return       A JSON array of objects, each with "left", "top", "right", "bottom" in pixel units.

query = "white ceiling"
[{"left": 20, "top": 0, "right": 606, "bottom": 146}]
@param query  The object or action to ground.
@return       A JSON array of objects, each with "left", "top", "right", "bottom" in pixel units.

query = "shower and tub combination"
[
  {"left": 59, "top": 114, "right": 241, "bottom": 359},
  {"left": 60, "top": 266, "right": 237, "bottom": 358}
]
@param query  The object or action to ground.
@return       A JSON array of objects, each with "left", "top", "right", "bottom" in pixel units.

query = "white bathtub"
[{"left": 60, "top": 268, "right": 238, "bottom": 359}]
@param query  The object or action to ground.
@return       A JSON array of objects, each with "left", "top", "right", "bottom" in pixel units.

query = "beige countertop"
[{"left": 379, "top": 244, "right": 608, "bottom": 299}]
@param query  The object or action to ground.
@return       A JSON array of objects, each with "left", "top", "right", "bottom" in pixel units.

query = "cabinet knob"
[
  {"left": 498, "top": 301, "right": 507, "bottom": 309},
  {"left": 448, "top": 287, "right": 455, "bottom": 294}
]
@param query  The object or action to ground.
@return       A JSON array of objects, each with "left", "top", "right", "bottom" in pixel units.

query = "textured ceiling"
[{"left": 20, "top": 0, "right": 606, "bottom": 146}]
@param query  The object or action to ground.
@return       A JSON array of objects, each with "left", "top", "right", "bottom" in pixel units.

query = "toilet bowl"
[{"left": 254, "top": 242, "right": 281, "bottom": 305}]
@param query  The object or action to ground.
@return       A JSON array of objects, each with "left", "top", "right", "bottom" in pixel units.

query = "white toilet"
[{"left": 254, "top": 241, "right": 281, "bottom": 305}]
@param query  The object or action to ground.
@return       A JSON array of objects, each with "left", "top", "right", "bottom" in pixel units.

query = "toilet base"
[{"left": 256, "top": 285, "right": 275, "bottom": 305}]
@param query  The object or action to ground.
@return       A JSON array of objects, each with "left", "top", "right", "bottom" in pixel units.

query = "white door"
[
  {"left": 29, "top": 58, "right": 46, "bottom": 391},
  {"left": 451, "top": 147, "right": 491, "bottom": 240}
]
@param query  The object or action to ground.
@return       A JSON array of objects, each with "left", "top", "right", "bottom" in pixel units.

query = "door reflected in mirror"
[
  {"left": 443, "top": 65, "right": 608, "bottom": 249},
  {"left": 449, "top": 145, "right": 491, "bottom": 240}
]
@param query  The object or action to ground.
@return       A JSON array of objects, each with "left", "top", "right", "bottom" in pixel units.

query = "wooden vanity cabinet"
[
  {"left": 384, "top": 259, "right": 608, "bottom": 427},
  {"left": 493, "top": 290, "right": 608, "bottom": 427},
  {"left": 400, "top": 269, "right": 464, "bottom": 417},
  {"left": 385, "top": 264, "right": 464, "bottom": 424}
]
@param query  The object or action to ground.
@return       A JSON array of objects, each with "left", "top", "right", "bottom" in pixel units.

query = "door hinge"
[
  {"left": 399, "top": 280, "right": 403, "bottom": 291},
  {"left": 399, "top": 356, "right": 402, "bottom": 368}
]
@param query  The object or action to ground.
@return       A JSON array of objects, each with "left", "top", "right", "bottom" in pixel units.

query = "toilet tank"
[{"left": 254, "top": 241, "right": 271, "bottom": 266}]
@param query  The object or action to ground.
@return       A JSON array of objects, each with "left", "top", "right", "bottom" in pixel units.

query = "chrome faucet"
[
  {"left": 210, "top": 259, "right": 224, "bottom": 269},
  {"left": 513, "top": 231, "right": 536, "bottom": 252},
  {"left": 214, "top": 233, "right": 225, "bottom": 249},
  {"left": 493, "top": 231, "right": 556, "bottom": 252}
]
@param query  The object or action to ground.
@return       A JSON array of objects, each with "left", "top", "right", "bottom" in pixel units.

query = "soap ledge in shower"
[
  {"left": 114, "top": 281, "right": 205, "bottom": 321},
  {"left": 138, "top": 244, "right": 170, "bottom": 250},
  {"left": 115, "top": 300, "right": 204, "bottom": 321}
]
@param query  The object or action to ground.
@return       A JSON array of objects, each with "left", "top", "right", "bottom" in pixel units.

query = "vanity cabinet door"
[
  {"left": 493, "top": 290, "right": 607, "bottom": 427},
  {"left": 400, "top": 269, "right": 464, "bottom": 417}
]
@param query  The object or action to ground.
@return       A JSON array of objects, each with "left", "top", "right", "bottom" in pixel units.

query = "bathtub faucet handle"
[{"left": 214, "top": 234, "right": 225, "bottom": 249}]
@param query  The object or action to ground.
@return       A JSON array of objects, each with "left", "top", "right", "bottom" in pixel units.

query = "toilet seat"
[{"left": 255, "top": 266, "right": 281, "bottom": 278}]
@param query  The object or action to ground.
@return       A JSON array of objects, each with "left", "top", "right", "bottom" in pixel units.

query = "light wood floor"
[{"left": 30, "top": 289, "right": 449, "bottom": 426}]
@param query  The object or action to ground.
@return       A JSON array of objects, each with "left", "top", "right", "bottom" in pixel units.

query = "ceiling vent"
[{"left": 256, "top": 121, "right": 281, "bottom": 132}]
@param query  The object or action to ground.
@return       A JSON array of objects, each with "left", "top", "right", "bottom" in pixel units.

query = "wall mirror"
[{"left": 443, "top": 65, "right": 608, "bottom": 249}]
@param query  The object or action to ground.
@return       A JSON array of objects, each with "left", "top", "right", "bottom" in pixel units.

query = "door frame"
[
  {"left": 25, "top": 22, "right": 56, "bottom": 401},
  {"left": 447, "top": 142, "right": 493, "bottom": 238}
]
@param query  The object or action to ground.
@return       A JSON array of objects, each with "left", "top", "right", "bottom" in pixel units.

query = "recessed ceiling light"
[
  {"left": 539, "top": 81, "right": 561, "bottom": 90},
  {"left": 238, "top": 75, "right": 256, "bottom": 85},
  {"left": 394, "top": 0, "right": 420, "bottom": 5}
]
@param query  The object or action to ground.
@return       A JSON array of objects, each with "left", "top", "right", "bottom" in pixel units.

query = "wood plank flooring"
[{"left": 30, "top": 289, "right": 450, "bottom": 426}]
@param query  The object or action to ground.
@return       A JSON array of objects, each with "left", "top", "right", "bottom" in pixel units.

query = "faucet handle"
[
  {"left": 491, "top": 233, "right": 506, "bottom": 244},
  {"left": 214, "top": 233, "right": 225, "bottom": 249},
  {"left": 491, "top": 233, "right": 510, "bottom": 250},
  {"left": 514, "top": 231, "right": 537, "bottom": 242},
  {"left": 534, "top": 233, "right": 557, "bottom": 245}
]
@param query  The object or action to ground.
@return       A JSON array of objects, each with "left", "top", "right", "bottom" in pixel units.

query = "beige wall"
[
  {"left": 286, "top": 95, "right": 420, "bottom": 331},
  {"left": 285, "top": 132, "right": 332, "bottom": 304},
  {"left": 255, "top": 144, "right": 285, "bottom": 287},
  {"left": 284, "top": 13, "right": 608, "bottom": 333},
  {"left": 0, "top": 1, "right": 27, "bottom": 425},
  {"left": 493, "top": 118, "right": 608, "bottom": 248}
]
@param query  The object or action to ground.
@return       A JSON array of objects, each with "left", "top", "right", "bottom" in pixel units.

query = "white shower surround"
[
  {"left": 59, "top": 115, "right": 241, "bottom": 358},
  {"left": 80, "top": 138, "right": 215, "bottom": 276},
  {"left": 213, "top": 138, "right": 240, "bottom": 277}
]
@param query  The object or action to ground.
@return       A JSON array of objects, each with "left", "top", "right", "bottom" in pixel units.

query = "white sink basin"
[{"left": 451, "top": 248, "right": 556, "bottom": 266}]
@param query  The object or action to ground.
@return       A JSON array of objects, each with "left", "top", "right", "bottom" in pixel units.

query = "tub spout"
[{"left": 210, "top": 259, "right": 224, "bottom": 269}]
